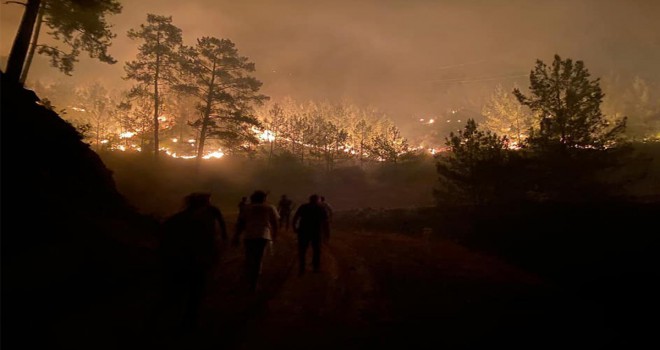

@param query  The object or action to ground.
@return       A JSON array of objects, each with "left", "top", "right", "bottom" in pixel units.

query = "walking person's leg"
[
  {"left": 183, "top": 265, "right": 207, "bottom": 329},
  {"left": 244, "top": 239, "right": 268, "bottom": 292},
  {"left": 311, "top": 234, "right": 321, "bottom": 272},
  {"left": 243, "top": 241, "right": 251, "bottom": 290},
  {"left": 244, "top": 240, "right": 258, "bottom": 292},
  {"left": 298, "top": 233, "right": 310, "bottom": 275},
  {"left": 283, "top": 212, "right": 290, "bottom": 231}
]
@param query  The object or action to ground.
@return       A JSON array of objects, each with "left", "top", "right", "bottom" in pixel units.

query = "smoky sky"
[{"left": 2, "top": 0, "right": 660, "bottom": 125}]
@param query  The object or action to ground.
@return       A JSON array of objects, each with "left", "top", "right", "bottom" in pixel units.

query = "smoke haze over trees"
[{"left": 3, "top": 0, "right": 660, "bottom": 142}]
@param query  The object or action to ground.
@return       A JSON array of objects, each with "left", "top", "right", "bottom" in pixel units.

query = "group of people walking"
[
  {"left": 159, "top": 190, "right": 333, "bottom": 329},
  {"left": 235, "top": 191, "right": 333, "bottom": 285}
]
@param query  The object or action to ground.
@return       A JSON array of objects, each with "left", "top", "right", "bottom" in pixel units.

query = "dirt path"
[
  {"left": 187, "top": 228, "right": 610, "bottom": 349},
  {"left": 229, "top": 232, "right": 389, "bottom": 350},
  {"left": 38, "top": 227, "right": 610, "bottom": 349}
]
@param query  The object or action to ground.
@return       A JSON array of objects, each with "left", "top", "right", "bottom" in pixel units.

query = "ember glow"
[
  {"left": 163, "top": 149, "right": 197, "bottom": 159},
  {"left": 113, "top": 144, "right": 142, "bottom": 152},
  {"left": 259, "top": 130, "right": 276, "bottom": 142},
  {"left": 202, "top": 150, "right": 225, "bottom": 159},
  {"left": 110, "top": 143, "right": 225, "bottom": 160}
]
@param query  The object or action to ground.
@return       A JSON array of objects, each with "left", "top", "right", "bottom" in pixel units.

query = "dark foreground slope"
[
  {"left": 337, "top": 201, "right": 660, "bottom": 349},
  {"left": 1, "top": 73, "right": 159, "bottom": 349}
]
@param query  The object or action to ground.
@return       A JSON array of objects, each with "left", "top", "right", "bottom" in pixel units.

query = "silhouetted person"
[
  {"left": 232, "top": 190, "right": 279, "bottom": 292},
  {"left": 320, "top": 196, "right": 333, "bottom": 238},
  {"left": 160, "top": 192, "right": 227, "bottom": 329},
  {"left": 238, "top": 196, "right": 248, "bottom": 215},
  {"left": 320, "top": 196, "right": 334, "bottom": 222},
  {"left": 292, "top": 194, "right": 329, "bottom": 275},
  {"left": 277, "top": 194, "right": 294, "bottom": 231}
]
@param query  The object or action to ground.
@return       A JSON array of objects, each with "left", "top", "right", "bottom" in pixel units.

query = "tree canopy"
[
  {"left": 514, "top": 54, "right": 625, "bottom": 151},
  {"left": 437, "top": 55, "right": 636, "bottom": 205},
  {"left": 37, "top": 0, "right": 122, "bottom": 75},
  {"left": 482, "top": 84, "right": 534, "bottom": 146},
  {"left": 6, "top": 0, "right": 123, "bottom": 84},
  {"left": 180, "top": 36, "right": 267, "bottom": 159},
  {"left": 435, "top": 119, "right": 509, "bottom": 205}
]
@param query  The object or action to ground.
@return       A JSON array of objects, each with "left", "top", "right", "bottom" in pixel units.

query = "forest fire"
[
  {"left": 202, "top": 150, "right": 225, "bottom": 159},
  {"left": 3, "top": 1, "right": 660, "bottom": 350}
]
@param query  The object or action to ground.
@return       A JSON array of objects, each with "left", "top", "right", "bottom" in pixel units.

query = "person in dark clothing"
[
  {"left": 292, "top": 194, "right": 329, "bottom": 275},
  {"left": 160, "top": 192, "right": 227, "bottom": 329},
  {"left": 238, "top": 196, "right": 248, "bottom": 215},
  {"left": 277, "top": 194, "right": 294, "bottom": 231}
]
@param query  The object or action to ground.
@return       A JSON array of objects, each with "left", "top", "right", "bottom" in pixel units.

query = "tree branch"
[
  {"left": 35, "top": 44, "right": 70, "bottom": 56},
  {"left": 73, "top": 26, "right": 113, "bottom": 47}
]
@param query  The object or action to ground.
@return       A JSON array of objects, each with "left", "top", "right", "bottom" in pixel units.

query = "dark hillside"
[{"left": 1, "top": 72, "right": 159, "bottom": 349}]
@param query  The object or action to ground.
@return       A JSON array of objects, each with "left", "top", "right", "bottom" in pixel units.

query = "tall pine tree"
[
  {"left": 124, "top": 14, "right": 184, "bottom": 159},
  {"left": 181, "top": 37, "right": 267, "bottom": 159}
]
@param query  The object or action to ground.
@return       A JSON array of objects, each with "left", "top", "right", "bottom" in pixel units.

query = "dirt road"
[
  {"left": 40, "top": 227, "right": 611, "bottom": 349},
  {"left": 167, "top": 228, "right": 610, "bottom": 349}
]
